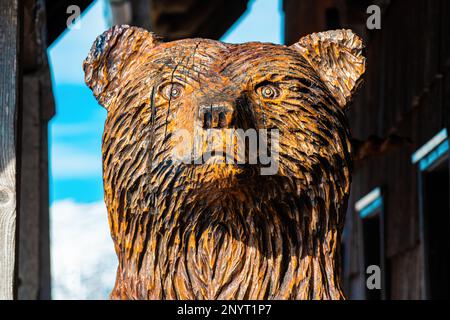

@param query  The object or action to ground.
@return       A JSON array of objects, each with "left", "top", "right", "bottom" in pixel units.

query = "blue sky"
[
  {"left": 48, "top": 0, "right": 109, "bottom": 203},
  {"left": 47, "top": 0, "right": 284, "bottom": 299},
  {"left": 222, "top": 0, "right": 284, "bottom": 44}
]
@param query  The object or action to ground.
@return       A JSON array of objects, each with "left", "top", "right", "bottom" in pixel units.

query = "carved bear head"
[{"left": 83, "top": 25, "right": 365, "bottom": 300}]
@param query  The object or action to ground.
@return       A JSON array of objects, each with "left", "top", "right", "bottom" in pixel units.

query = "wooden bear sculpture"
[{"left": 83, "top": 25, "right": 365, "bottom": 300}]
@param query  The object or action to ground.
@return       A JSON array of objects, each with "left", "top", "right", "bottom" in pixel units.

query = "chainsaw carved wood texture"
[{"left": 83, "top": 25, "right": 366, "bottom": 299}]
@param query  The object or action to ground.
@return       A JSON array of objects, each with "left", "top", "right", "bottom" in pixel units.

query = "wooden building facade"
[
  {"left": 345, "top": 0, "right": 450, "bottom": 300},
  {"left": 283, "top": 0, "right": 450, "bottom": 299}
]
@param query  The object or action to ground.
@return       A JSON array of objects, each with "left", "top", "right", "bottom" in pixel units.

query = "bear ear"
[
  {"left": 83, "top": 25, "right": 161, "bottom": 108},
  {"left": 291, "top": 29, "right": 366, "bottom": 109}
]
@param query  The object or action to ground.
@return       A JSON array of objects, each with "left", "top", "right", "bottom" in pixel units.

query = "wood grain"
[{"left": 0, "top": 0, "right": 20, "bottom": 300}]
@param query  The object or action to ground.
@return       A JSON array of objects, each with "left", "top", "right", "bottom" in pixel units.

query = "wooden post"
[
  {"left": 0, "top": 0, "right": 21, "bottom": 300},
  {"left": 18, "top": 0, "right": 53, "bottom": 300}
]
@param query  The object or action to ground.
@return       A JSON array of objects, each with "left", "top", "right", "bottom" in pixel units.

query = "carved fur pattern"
[{"left": 84, "top": 25, "right": 365, "bottom": 300}]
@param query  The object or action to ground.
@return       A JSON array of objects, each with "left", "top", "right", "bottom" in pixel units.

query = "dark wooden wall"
[
  {"left": 345, "top": 0, "right": 450, "bottom": 299},
  {"left": 285, "top": 0, "right": 450, "bottom": 299}
]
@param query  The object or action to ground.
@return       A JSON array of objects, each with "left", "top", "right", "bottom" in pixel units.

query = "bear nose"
[{"left": 199, "top": 105, "right": 233, "bottom": 129}]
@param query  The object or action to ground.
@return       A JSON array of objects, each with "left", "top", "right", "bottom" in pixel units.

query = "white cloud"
[
  {"left": 50, "top": 199, "right": 117, "bottom": 299},
  {"left": 50, "top": 143, "right": 102, "bottom": 179}
]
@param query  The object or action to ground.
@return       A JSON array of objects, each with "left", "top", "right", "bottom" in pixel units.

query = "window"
[
  {"left": 413, "top": 128, "right": 450, "bottom": 299},
  {"left": 355, "top": 188, "right": 389, "bottom": 300}
]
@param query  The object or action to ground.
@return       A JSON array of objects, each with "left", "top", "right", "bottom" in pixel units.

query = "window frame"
[{"left": 413, "top": 128, "right": 450, "bottom": 299}]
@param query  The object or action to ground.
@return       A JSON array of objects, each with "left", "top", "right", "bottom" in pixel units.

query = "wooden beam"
[
  {"left": 0, "top": 0, "right": 20, "bottom": 300},
  {"left": 149, "top": 0, "right": 249, "bottom": 41}
]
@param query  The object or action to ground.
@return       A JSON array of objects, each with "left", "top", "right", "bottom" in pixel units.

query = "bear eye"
[
  {"left": 257, "top": 84, "right": 280, "bottom": 99},
  {"left": 160, "top": 82, "right": 185, "bottom": 100}
]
